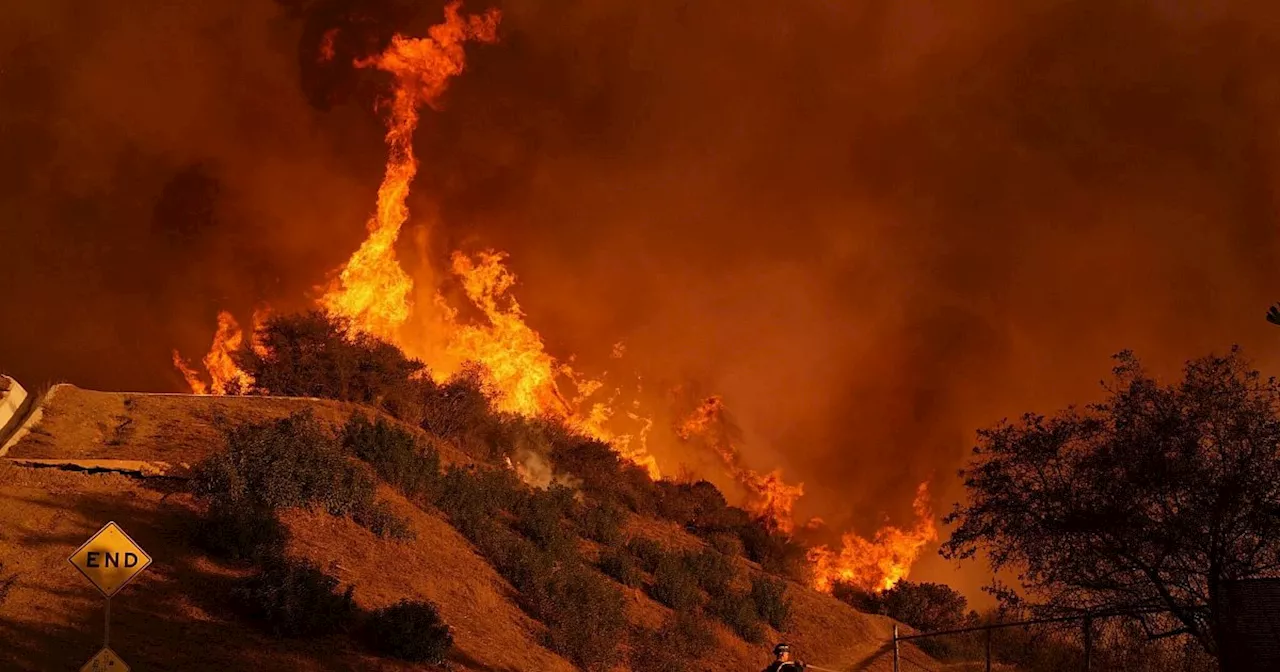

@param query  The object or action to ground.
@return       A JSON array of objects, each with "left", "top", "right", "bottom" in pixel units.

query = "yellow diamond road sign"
[
  {"left": 81, "top": 646, "right": 129, "bottom": 672},
  {"left": 68, "top": 521, "right": 152, "bottom": 598}
]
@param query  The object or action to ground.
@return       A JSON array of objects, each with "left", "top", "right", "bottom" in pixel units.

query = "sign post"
[{"left": 69, "top": 521, "right": 152, "bottom": 672}]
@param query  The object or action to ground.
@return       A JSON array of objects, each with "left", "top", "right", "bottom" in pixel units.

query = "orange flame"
[
  {"left": 808, "top": 481, "right": 939, "bottom": 593},
  {"left": 173, "top": 310, "right": 255, "bottom": 395},
  {"left": 677, "top": 395, "right": 805, "bottom": 532},
  {"left": 319, "top": 1, "right": 500, "bottom": 343}
]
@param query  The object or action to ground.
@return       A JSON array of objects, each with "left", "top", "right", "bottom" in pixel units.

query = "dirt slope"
[{"left": 0, "top": 385, "right": 937, "bottom": 671}]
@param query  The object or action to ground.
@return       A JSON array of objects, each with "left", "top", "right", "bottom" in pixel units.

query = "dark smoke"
[{"left": 4, "top": 0, "right": 1280, "bottom": 600}]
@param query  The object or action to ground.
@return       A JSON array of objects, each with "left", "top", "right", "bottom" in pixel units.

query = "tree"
[
  {"left": 235, "top": 311, "right": 428, "bottom": 416},
  {"left": 943, "top": 348, "right": 1280, "bottom": 660}
]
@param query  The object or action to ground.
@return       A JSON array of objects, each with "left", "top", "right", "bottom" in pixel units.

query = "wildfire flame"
[
  {"left": 808, "top": 481, "right": 939, "bottom": 593},
  {"left": 319, "top": 1, "right": 501, "bottom": 343},
  {"left": 677, "top": 395, "right": 806, "bottom": 533},
  {"left": 171, "top": 0, "right": 936, "bottom": 593},
  {"left": 172, "top": 310, "right": 256, "bottom": 395}
]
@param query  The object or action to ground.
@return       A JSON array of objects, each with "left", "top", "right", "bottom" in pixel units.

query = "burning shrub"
[
  {"left": 831, "top": 580, "right": 880, "bottom": 613},
  {"left": 362, "top": 599, "right": 453, "bottom": 663},
  {"left": 575, "top": 498, "right": 628, "bottom": 546},
  {"left": 598, "top": 546, "right": 643, "bottom": 588},
  {"left": 235, "top": 311, "right": 426, "bottom": 414},
  {"left": 342, "top": 413, "right": 440, "bottom": 500},
  {"left": 626, "top": 537, "right": 668, "bottom": 573},
  {"left": 649, "top": 553, "right": 702, "bottom": 611},
  {"left": 749, "top": 575, "right": 792, "bottom": 630},
  {"left": 233, "top": 558, "right": 355, "bottom": 638},
  {"left": 682, "top": 548, "right": 736, "bottom": 597},
  {"left": 709, "top": 588, "right": 765, "bottom": 643},
  {"left": 541, "top": 563, "right": 628, "bottom": 671}
]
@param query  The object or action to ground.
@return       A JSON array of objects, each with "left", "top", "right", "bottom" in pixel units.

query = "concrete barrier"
[{"left": 0, "top": 375, "right": 30, "bottom": 449}]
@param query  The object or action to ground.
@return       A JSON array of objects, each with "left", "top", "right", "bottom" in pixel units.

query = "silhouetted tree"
[
  {"left": 236, "top": 311, "right": 428, "bottom": 415},
  {"left": 943, "top": 348, "right": 1280, "bottom": 661}
]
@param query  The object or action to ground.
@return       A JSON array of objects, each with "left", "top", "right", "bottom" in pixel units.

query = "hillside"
[{"left": 0, "top": 384, "right": 939, "bottom": 671}]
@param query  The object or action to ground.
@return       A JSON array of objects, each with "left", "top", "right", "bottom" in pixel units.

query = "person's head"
[{"left": 773, "top": 643, "right": 792, "bottom": 662}]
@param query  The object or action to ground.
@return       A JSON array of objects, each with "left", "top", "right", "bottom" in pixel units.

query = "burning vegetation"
[{"left": 170, "top": 0, "right": 934, "bottom": 595}]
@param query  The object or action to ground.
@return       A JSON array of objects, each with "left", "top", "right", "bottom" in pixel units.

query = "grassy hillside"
[{"left": 0, "top": 385, "right": 938, "bottom": 671}]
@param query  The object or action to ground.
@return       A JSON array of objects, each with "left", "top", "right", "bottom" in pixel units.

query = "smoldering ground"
[{"left": 3, "top": 0, "right": 1280, "bottom": 597}]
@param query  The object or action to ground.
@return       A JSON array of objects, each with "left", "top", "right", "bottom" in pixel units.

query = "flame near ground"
[{"left": 172, "top": 1, "right": 936, "bottom": 595}]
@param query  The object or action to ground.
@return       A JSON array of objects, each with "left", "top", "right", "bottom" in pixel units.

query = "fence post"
[
  {"left": 985, "top": 623, "right": 992, "bottom": 672},
  {"left": 893, "top": 624, "right": 899, "bottom": 672},
  {"left": 1082, "top": 616, "right": 1093, "bottom": 672}
]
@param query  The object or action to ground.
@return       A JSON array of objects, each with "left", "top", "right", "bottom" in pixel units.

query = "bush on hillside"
[
  {"left": 738, "top": 519, "right": 809, "bottom": 580},
  {"left": 419, "top": 365, "right": 505, "bottom": 458},
  {"left": 709, "top": 588, "right": 765, "bottom": 643},
  {"left": 708, "top": 531, "right": 745, "bottom": 558},
  {"left": 234, "top": 311, "right": 427, "bottom": 416},
  {"left": 649, "top": 553, "right": 702, "bottom": 611},
  {"left": 363, "top": 599, "right": 453, "bottom": 663},
  {"left": 541, "top": 563, "right": 628, "bottom": 671},
  {"left": 549, "top": 435, "right": 655, "bottom": 513},
  {"left": 598, "top": 546, "right": 643, "bottom": 588},
  {"left": 576, "top": 498, "right": 628, "bottom": 546},
  {"left": 833, "top": 580, "right": 971, "bottom": 634},
  {"left": 655, "top": 480, "right": 749, "bottom": 535},
  {"left": 682, "top": 548, "right": 735, "bottom": 596},
  {"left": 342, "top": 413, "right": 440, "bottom": 500},
  {"left": 513, "top": 486, "right": 577, "bottom": 555},
  {"left": 434, "top": 464, "right": 524, "bottom": 531},
  {"left": 193, "top": 411, "right": 410, "bottom": 539},
  {"left": 749, "top": 575, "right": 792, "bottom": 630},
  {"left": 626, "top": 537, "right": 667, "bottom": 573},
  {"left": 353, "top": 499, "right": 415, "bottom": 540},
  {"left": 233, "top": 558, "right": 355, "bottom": 638},
  {"left": 199, "top": 502, "right": 288, "bottom": 562},
  {"left": 628, "top": 611, "right": 718, "bottom": 672}
]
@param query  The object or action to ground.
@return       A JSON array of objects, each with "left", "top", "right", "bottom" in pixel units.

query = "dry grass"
[{"left": 0, "top": 385, "right": 938, "bottom": 671}]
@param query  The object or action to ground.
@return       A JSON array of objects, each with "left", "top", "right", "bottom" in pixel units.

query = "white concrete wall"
[{"left": 0, "top": 375, "right": 28, "bottom": 440}]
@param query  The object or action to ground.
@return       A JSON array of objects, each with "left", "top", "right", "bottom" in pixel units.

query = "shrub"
[
  {"left": 323, "top": 462, "right": 378, "bottom": 518},
  {"left": 234, "top": 311, "right": 426, "bottom": 415},
  {"left": 598, "top": 547, "right": 642, "bottom": 588},
  {"left": 874, "top": 581, "right": 970, "bottom": 633},
  {"left": 363, "top": 599, "right": 453, "bottom": 663},
  {"left": 419, "top": 365, "right": 503, "bottom": 457},
  {"left": 649, "top": 553, "right": 702, "bottom": 611},
  {"left": 435, "top": 465, "right": 524, "bottom": 530},
  {"left": 549, "top": 435, "right": 655, "bottom": 513},
  {"left": 707, "top": 531, "right": 745, "bottom": 558},
  {"left": 749, "top": 575, "right": 792, "bottom": 630},
  {"left": 682, "top": 548, "right": 735, "bottom": 596},
  {"left": 832, "top": 580, "right": 881, "bottom": 613},
  {"left": 626, "top": 538, "right": 667, "bottom": 573},
  {"left": 194, "top": 412, "right": 346, "bottom": 511},
  {"left": 353, "top": 499, "right": 415, "bottom": 540},
  {"left": 513, "top": 486, "right": 577, "bottom": 556},
  {"left": 576, "top": 499, "right": 627, "bottom": 546},
  {"left": 199, "top": 502, "right": 287, "bottom": 562},
  {"left": 709, "top": 589, "right": 765, "bottom": 643},
  {"left": 738, "top": 519, "right": 809, "bottom": 580},
  {"left": 628, "top": 612, "right": 718, "bottom": 672},
  {"left": 233, "top": 558, "right": 355, "bottom": 638},
  {"left": 542, "top": 563, "right": 628, "bottom": 670},
  {"left": 342, "top": 413, "right": 440, "bottom": 499}
]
